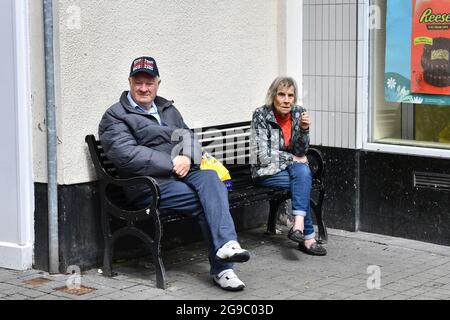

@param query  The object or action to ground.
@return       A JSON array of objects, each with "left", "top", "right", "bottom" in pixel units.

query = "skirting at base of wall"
[
  {"left": 316, "top": 145, "right": 450, "bottom": 247},
  {"left": 34, "top": 182, "right": 103, "bottom": 273},
  {"left": 313, "top": 146, "right": 360, "bottom": 232},
  {"left": 0, "top": 241, "right": 33, "bottom": 270},
  {"left": 359, "top": 149, "right": 450, "bottom": 246}
]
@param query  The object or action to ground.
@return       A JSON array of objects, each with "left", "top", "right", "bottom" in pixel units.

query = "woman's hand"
[{"left": 300, "top": 112, "right": 311, "bottom": 130}]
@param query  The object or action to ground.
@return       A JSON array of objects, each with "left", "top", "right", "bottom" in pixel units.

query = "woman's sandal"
[
  {"left": 287, "top": 227, "right": 305, "bottom": 243},
  {"left": 298, "top": 241, "right": 327, "bottom": 256}
]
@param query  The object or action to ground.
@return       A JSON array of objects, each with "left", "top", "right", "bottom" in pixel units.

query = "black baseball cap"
[{"left": 129, "top": 56, "right": 160, "bottom": 77}]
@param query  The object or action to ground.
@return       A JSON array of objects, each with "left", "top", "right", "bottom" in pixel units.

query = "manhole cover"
[
  {"left": 55, "top": 285, "right": 97, "bottom": 296},
  {"left": 23, "top": 277, "right": 52, "bottom": 286}
]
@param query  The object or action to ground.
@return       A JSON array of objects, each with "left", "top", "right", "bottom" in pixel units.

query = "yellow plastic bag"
[{"left": 200, "top": 151, "right": 231, "bottom": 181}]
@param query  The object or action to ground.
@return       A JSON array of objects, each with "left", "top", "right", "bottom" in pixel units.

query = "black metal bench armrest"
[
  {"left": 103, "top": 175, "right": 161, "bottom": 214},
  {"left": 85, "top": 134, "right": 161, "bottom": 217},
  {"left": 306, "top": 147, "right": 324, "bottom": 182}
]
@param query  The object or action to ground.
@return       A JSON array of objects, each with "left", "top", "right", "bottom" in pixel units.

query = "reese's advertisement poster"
[
  {"left": 385, "top": 0, "right": 450, "bottom": 105},
  {"left": 411, "top": 0, "right": 450, "bottom": 95}
]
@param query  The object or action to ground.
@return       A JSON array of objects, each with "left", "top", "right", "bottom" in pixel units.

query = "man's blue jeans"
[
  {"left": 257, "top": 162, "right": 316, "bottom": 240},
  {"left": 143, "top": 169, "right": 237, "bottom": 275}
]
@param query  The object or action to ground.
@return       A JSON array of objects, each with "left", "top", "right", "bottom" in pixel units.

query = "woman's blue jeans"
[{"left": 257, "top": 162, "right": 316, "bottom": 240}]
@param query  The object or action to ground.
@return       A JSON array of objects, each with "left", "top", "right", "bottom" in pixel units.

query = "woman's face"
[{"left": 273, "top": 85, "right": 295, "bottom": 117}]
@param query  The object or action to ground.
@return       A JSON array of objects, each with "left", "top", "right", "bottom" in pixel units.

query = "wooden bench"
[{"left": 85, "top": 120, "right": 327, "bottom": 289}]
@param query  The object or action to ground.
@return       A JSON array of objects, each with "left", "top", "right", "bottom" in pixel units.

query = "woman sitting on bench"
[{"left": 250, "top": 77, "right": 327, "bottom": 256}]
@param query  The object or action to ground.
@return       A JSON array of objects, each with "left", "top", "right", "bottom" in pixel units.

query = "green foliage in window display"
[{"left": 415, "top": 105, "right": 450, "bottom": 143}]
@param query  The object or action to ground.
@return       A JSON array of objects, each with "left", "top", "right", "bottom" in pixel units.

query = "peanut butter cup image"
[{"left": 421, "top": 37, "right": 450, "bottom": 87}]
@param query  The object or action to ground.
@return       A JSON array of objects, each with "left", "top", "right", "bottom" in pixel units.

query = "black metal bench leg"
[
  {"left": 152, "top": 244, "right": 167, "bottom": 289},
  {"left": 267, "top": 199, "right": 284, "bottom": 234},
  {"left": 311, "top": 188, "right": 327, "bottom": 244},
  {"left": 149, "top": 211, "right": 167, "bottom": 289},
  {"left": 102, "top": 236, "right": 115, "bottom": 277},
  {"left": 152, "top": 227, "right": 167, "bottom": 289}
]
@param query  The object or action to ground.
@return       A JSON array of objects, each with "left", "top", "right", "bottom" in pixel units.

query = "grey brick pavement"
[{"left": 1, "top": 226, "right": 450, "bottom": 300}]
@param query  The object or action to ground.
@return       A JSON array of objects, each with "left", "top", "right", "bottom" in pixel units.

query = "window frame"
[{"left": 365, "top": 0, "right": 450, "bottom": 159}]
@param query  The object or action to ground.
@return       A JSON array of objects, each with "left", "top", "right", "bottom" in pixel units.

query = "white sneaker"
[
  {"left": 213, "top": 269, "right": 245, "bottom": 291},
  {"left": 215, "top": 240, "right": 250, "bottom": 263}
]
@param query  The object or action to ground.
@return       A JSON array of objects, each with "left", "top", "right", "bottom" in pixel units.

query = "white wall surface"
[
  {"left": 29, "top": 0, "right": 48, "bottom": 185},
  {"left": 0, "top": 0, "right": 34, "bottom": 270},
  {"left": 31, "top": 0, "right": 282, "bottom": 184},
  {"left": 286, "top": 0, "right": 302, "bottom": 99}
]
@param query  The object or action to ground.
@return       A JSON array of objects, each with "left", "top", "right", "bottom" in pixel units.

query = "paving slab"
[{"left": 1, "top": 227, "right": 449, "bottom": 301}]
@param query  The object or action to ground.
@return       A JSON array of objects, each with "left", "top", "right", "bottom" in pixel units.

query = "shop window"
[{"left": 371, "top": 0, "right": 450, "bottom": 150}]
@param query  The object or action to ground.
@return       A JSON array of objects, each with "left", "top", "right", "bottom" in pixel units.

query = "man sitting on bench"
[{"left": 98, "top": 56, "right": 250, "bottom": 291}]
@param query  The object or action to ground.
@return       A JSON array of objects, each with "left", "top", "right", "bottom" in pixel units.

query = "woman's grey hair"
[{"left": 265, "top": 77, "right": 298, "bottom": 106}]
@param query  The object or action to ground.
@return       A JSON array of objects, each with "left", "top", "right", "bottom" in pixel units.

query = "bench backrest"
[
  {"left": 194, "top": 121, "right": 323, "bottom": 188},
  {"left": 194, "top": 121, "right": 253, "bottom": 189},
  {"left": 85, "top": 135, "right": 120, "bottom": 179},
  {"left": 86, "top": 121, "right": 323, "bottom": 190}
]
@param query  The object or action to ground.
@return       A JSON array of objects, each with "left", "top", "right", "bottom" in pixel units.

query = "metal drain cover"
[{"left": 55, "top": 285, "right": 97, "bottom": 296}]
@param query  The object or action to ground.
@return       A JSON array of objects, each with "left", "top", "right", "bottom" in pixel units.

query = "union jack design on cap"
[{"left": 129, "top": 56, "right": 159, "bottom": 77}]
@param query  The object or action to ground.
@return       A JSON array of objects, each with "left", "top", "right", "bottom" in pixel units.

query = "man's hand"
[
  {"left": 172, "top": 155, "right": 191, "bottom": 178},
  {"left": 300, "top": 112, "right": 311, "bottom": 130}
]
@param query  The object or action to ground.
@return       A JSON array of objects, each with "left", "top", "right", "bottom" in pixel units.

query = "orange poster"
[{"left": 411, "top": 0, "right": 450, "bottom": 95}]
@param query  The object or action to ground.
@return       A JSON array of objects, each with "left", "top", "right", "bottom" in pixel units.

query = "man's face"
[
  {"left": 129, "top": 72, "right": 160, "bottom": 108},
  {"left": 273, "top": 85, "right": 295, "bottom": 117}
]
